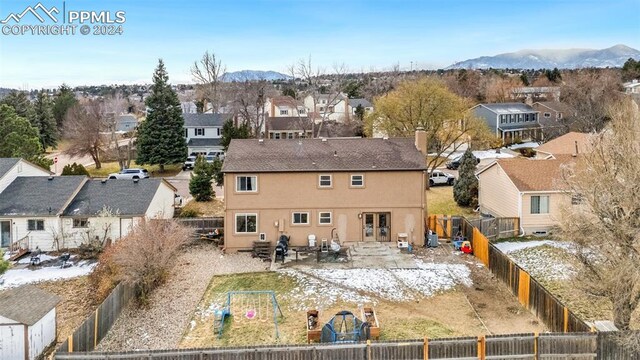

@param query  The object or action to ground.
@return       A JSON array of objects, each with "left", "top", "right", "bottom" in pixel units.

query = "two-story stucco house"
[
  {"left": 303, "top": 93, "right": 349, "bottom": 122},
  {"left": 184, "top": 113, "right": 226, "bottom": 155},
  {"left": 471, "top": 103, "right": 541, "bottom": 142},
  {"left": 221, "top": 132, "right": 428, "bottom": 251},
  {"left": 266, "top": 117, "right": 314, "bottom": 139},
  {"left": 264, "top": 96, "right": 307, "bottom": 118},
  {"left": 476, "top": 156, "right": 575, "bottom": 236}
]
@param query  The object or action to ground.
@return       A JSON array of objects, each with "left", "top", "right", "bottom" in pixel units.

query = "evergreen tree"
[
  {"left": 211, "top": 158, "right": 223, "bottom": 186},
  {"left": 136, "top": 60, "right": 187, "bottom": 172},
  {"left": 0, "top": 104, "right": 42, "bottom": 158},
  {"left": 354, "top": 104, "right": 365, "bottom": 121},
  {"left": 53, "top": 84, "right": 78, "bottom": 129},
  {"left": 282, "top": 88, "right": 296, "bottom": 98},
  {"left": 189, "top": 156, "right": 214, "bottom": 201},
  {"left": 453, "top": 149, "right": 479, "bottom": 208},
  {"left": 33, "top": 90, "right": 58, "bottom": 149},
  {"left": 1, "top": 90, "right": 36, "bottom": 126},
  {"left": 622, "top": 58, "right": 640, "bottom": 81},
  {"left": 220, "top": 118, "right": 250, "bottom": 152}
]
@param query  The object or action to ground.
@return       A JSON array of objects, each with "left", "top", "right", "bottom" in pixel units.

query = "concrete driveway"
[{"left": 165, "top": 170, "right": 224, "bottom": 204}]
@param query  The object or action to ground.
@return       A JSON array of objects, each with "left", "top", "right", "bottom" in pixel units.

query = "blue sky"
[{"left": 0, "top": 0, "right": 638, "bottom": 89}]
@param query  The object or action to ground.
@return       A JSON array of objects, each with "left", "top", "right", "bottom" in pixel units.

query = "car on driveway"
[
  {"left": 108, "top": 168, "right": 149, "bottom": 180},
  {"left": 446, "top": 155, "right": 480, "bottom": 170},
  {"left": 429, "top": 170, "right": 455, "bottom": 186},
  {"left": 183, "top": 156, "right": 196, "bottom": 170}
]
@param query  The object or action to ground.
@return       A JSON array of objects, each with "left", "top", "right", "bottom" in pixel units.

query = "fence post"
[
  {"left": 423, "top": 337, "right": 429, "bottom": 360},
  {"left": 533, "top": 332, "right": 538, "bottom": 360},
  {"left": 67, "top": 335, "right": 73, "bottom": 353},
  {"left": 366, "top": 339, "right": 372, "bottom": 360},
  {"left": 94, "top": 307, "right": 99, "bottom": 348},
  {"left": 477, "top": 335, "right": 486, "bottom": 360},
  {"left": 563, "top": 307, "right": 569, "bottom": 333}
]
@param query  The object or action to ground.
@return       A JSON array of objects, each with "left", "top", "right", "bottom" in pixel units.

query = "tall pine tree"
[
  {"left": 136, "top": 60, "right": 187, "bottom": 172},
  {"left": 453, "top": 149, "right": 479, "bottom": 208},
  {"left": 53, "top": 84, "right": 77, "bottom": 129},
  {"left": 33, "top": 90, "right": 58, "bottom": 149}
]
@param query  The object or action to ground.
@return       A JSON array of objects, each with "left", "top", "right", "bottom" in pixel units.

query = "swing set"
[{"left": 214, "top": 291, "right": 284, "bottom": 339}]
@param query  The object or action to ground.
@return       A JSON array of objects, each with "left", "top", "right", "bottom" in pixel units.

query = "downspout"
[{"left": 517, "top": 192, "right": 525, "bottom": 236}]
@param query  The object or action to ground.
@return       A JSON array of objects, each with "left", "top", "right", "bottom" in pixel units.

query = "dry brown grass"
[{"left": 181, "top": 198, "right": 225, "bottom": 217}]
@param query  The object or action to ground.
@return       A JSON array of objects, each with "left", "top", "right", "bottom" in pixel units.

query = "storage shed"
[{"left": 0, "top": 285, "right": 60, "bottom": 360}]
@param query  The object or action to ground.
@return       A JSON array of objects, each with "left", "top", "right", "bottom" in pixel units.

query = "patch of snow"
[
  {"left": 509, "top": 142, "right": 539, "bottom": 150},
  {"left": 0, "top": 261, "right": 96, "bottom": 289},
  {"left": 472, "top": 150, "right": 515, "bottom": 160},
  {"left": 16, "top": 254, "right": 58, "bottom": 264},
  {"left": 279, "top": 259, "right": 472, "bottom": 310},
  {"left": 494, "top": 240, "right": 573, "bottom": 254}
]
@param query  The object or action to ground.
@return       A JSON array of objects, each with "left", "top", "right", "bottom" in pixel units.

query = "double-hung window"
[
  {"left": 530, "top": 196, "right": 550, "bottom": 214},
  {"left": 236, "top": 176, "right": 257, "bottom": 192},
  {"left": 319, "top": 174, "right": 332, "bottom": 188},
  {"left": 350, "top": 174, "right": 364, "bottom": 187},
  {"left": 292, "top": 212, "right": 309, "bottom": 225}
]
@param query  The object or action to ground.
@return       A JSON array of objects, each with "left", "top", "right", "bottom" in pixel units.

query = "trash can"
[{"left": 428, "top": 233, "right": 439, "bottom": 248}]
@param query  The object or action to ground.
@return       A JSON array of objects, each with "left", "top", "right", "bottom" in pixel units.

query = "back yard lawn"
[
  {"left": 87, "top": 161, "right": 182, "bottom": 178},
  {"left": 426, "top": 187, "right": 476, "bottom": 216}
]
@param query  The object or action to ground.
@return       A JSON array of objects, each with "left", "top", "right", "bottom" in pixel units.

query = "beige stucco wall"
[
  {"left": 224, "top": 171, "right": 426, "bottom": 251},
  {"left": 520, "top": 192, "right": 569, "bottom": 234},
  {"left": 477, "top": 164, "right": 520, "bottom": 218}
]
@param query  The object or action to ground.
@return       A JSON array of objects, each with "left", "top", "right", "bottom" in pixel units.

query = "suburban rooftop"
[
  {"left": 183, "top": 113, "right": 227, "bottom": 128},
  {"left": 478, "top": 103, "right": 537, "bottom": 114},
  {"left": 222, "top": 138, "right": 427, "bottom": 173}
]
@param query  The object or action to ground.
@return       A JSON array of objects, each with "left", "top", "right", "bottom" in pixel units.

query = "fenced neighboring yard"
[
  {"left": 176, "top": 217, "right": 224, "bottom": 235},
  {"left": 57, "top": 282, "right": 133, "bottom": 353}
]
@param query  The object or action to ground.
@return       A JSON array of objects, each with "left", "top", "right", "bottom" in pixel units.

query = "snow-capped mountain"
[
  {"left": 220, "top": 70, "right": 292, "bottom": 82},
  {"left": 447, "top": 45, "right": 640, "bottom": 70}
]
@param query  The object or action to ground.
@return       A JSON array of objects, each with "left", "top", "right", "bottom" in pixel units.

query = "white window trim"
[
  {"left": 530, "top": 195, "right": 550, "bottom": 214},
  {"left": 318, "top": 174, "right": 332, "bottom": 188},
  {"left": 292, "top": 212, "right": 310, "bottom": 225},
  {"left": 236, "top": 175, "right": 258, "bottom": 192},
  {"left": 318, "top": 211, "right": 332, "bottom": 225},
  {"left": 73, "top": 218, "right": 89, "bottom": 228},
  {"left": 28, "top": 219, "right": 45, "bottom": 231},
  {"left": 350, "top": 174, "right": 365, "bottom": 187},
  {"left": 235, "top": 213, "right": 258, "bottom": 234}
]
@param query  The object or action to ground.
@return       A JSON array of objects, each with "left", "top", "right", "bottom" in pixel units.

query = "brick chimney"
[{"left": 415, "top": 127, "right": 427, "bottom": 156}]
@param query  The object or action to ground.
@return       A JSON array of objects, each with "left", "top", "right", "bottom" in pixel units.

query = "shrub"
[
  {"left": 178, "top": 208, "right": 200, "bottom": 218},
  {"left": 0, "top": 250, "right": 10, "bottom": 276},
  {"left": 453, "top": 149, "right": 479, "bottom": 208},
  {"left": 518, "top": 147, "right": 536, "bottom": 158},
  {"left": 112, "top": 219, "right": 190, "bottom": 305},
  {"left": 89, "top": 242, "right": 121, "bottom": 302},
  {"left": 189, "top": 156, "right": 214, "bottom": 201},
  {"left": 62, "top": 162, "right": 90, "bottom": 176}
]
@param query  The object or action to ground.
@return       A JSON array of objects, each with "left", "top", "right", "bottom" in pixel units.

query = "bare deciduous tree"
[
  {"left": 191, "top": 51, "right": 226, "bottom": 114},
  {"left": 288, "top": 56, "right": 349, "bottom": 137},
  {"left": 225, "top": 80, "right": 277, "bottom": 137},
  {"left": 64, "top": 100, "right": 107, "bottom": 169},
  {"left": 559, "top": 98, "right": 640, "bottom": 330},
  {"left": 103, "top": 92, "right": 133, "bottom": 169},
  {"left": 113, "top": 219, "right": 190, "bottom": 304}
]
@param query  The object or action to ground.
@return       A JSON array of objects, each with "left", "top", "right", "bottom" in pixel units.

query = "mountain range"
[
  {"left": 220, "top": 70, "right": 292, "bottom": 82},
  {"left": 447, "top": 44, "right": 640, "bottom": 70}
]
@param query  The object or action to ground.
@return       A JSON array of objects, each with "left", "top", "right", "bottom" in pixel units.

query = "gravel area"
[{"left": 96, "top": 242, "right": 269, "bottom": 351}]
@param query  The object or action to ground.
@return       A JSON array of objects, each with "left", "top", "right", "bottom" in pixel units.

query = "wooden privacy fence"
[
  {"left": 57, "top": 282, "right": 134, "bottom": 353},
  {"left": 55, "top": 332, "right": 605, "bottom": 360},
  {"left": 176, "top": 217, "right": 224, "bottom": 235},
  {"left": 456, "top": 217, "right": 592, "bottom": 333}
]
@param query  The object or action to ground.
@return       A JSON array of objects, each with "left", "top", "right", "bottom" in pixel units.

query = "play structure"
[
  {"left": 213, "top": 291, "right": 283, "bottom": 339},
  {"left": 320, "top": 310, "right": 370, "bottom": 343}
]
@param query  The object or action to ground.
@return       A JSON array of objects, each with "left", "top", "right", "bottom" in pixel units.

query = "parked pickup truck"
[{"left": 428, "top": 170, "right": 455, "bottom": 186}]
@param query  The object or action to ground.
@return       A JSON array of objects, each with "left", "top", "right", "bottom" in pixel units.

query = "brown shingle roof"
[
  {"left": 222, "top": 138, "right": 427, "bottom": 173},
  {"left": 270, "top": 96, "right": 303, "bottom": 107},
  {"left": 267, "top": 117, "right": 313, "bottom": 131},
  {"left": 0, "top": 285, "right": 60, "bottom": 325},
  {"left": 494, "top": 155, "right": 575, "bottom": 192},
  {"left": 535, "top": 132, "right": 590, "bottom": 156}
]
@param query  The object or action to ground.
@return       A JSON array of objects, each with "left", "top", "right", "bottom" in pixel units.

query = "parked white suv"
[
  {"left": 428, "top": 170, "right": 455, "bottom": 186},
  {"left": 108, "top": 168, "right": 149, "bottom": 180}
]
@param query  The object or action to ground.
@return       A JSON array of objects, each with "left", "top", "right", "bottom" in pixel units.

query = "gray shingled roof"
[
  {"left": 480, "top": 103, "right": 536, "bottom": 114},
  {"left": 349, "top": 98, "right": 373, "bottom": 108},
  {"left": 267, "top": 117, "right": 313, "bottom": 131},
  {"left": 183, "top": 113, "right": 227, "bottom": 127},
  {"left": 0, "top": 176, "right": 86, "bottom": 216},
  {"left": 0, "top": 158, "right": 20, "bottom": 178},
  {"left": 0, "top": 285, "right": 60, "bottom": 325},
  {"left": 62, "top": 178, "right": 167, "bottom": 216},
  {"left": 187, "top": 138, "right": 222, "bottom": 147},
  {"left": 222, "top": 138, "right": 427, "bottom": 173}
]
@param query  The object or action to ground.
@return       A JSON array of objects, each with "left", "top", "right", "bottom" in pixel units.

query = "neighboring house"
[
  {"left": 115, "top": 114, "right": 139, "bottom": 133},
  {"left": 266, "top": 117, "right": 314, "bottom": 139},
  {"left": 181, "top": 101, "right": 198, "bottom": 114},
  {"left": 476, "top": 156, "right": 574, "bottom": 235},
  {"left": 183, "top": 113, "right": 226, "bottom": 155},
  {"left": 0, "top": 158, "right": 51, "bottom": 195},
  {"left": 511, "top": 86, "right": 561, "bottom": 104},
  {"left": 471, "top": 103, "right": 541, "bottom": 142},
  {"left": 0, "top": 176, "right": 87, "bottom": 250},
  {"left": 345, "top": 98, "right": 374, "bottom": 118},
  {"left": 623, "top": 79, "right": 640, "bottom": 94},
  {"left": 264, "top": 96, "right": 307, "bottom": 118},
  {"left": 532, "top": 101, "right": 574, "bottom": 122},
  {"left": 221, "top": 131, "right": 428, "bottom": 251},
  {"left": 534, "top": 132, "right": 590, "bottom": 159},
  {"left": 303, "top": 93, "right": 348, "bottom": 122},
  {"left": 0, "top": 285, "right": 60, "bottom": 360},
  {"left": 61, "top": 178, "right": 177, "bottom": 248},
  {"left": 0, "top": 174, "right": 177, "bottom": 251}
]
